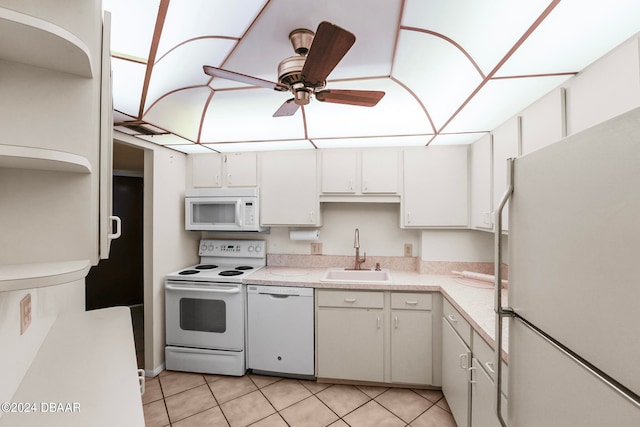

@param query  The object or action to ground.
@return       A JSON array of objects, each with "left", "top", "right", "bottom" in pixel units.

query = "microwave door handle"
[
  {"left": 165, "top": 284, "right": 240, "bottom": 294},
  {"left": 236, "top": 200, "right": 243, "bottom": 228}
]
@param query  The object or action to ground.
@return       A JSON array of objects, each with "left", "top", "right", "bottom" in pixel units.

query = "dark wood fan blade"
[
  {"left": 315, "top": 89, "right": 385, "bottom": 107},
  {"left": 203, "top": 66, "right": 288, "bottom": 91},
  {"left": 301, "top": 21, "right": 356, "bottom": 87},
  {"left": 273, "top": 98, "right": 300, "bottom": 117}
]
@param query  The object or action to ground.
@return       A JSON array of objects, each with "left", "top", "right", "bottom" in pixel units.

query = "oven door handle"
[{"left": 166, "top": 284, "right": 240, "bottom": 294}]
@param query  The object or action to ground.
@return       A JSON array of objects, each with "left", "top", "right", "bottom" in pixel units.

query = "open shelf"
[
  {"left": 0, "top": 259, "right": 91, "bottom": 292},
  {"left": 0, "top": 7, "right": 93, "bottom": 78},
  {"left": 0, "top": 144, "right": 92, "bottom": 173}
]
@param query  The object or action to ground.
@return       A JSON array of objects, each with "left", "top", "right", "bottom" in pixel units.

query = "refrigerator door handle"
[{"left": 494, "top": 157, "right": 515, "bottom": 427}]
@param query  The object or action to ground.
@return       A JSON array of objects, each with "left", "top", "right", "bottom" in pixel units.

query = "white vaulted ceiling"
[{"left": 105, "top": 0, "right": 640, "bottom": 153}]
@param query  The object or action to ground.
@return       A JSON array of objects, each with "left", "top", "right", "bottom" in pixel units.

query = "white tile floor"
[{"left": 143, "top": 370, "right": 458, "bottom": 427}]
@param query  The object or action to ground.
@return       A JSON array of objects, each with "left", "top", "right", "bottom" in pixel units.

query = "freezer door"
[
  {"left": 508, "top": 319, "right": 640, "bottom": 426},
  {"left": 508, "top": 107, "right": 640, "bottom": 395}
]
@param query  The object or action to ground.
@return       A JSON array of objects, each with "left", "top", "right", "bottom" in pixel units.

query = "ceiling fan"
[{"left": 203, "top": 21, "right": 385, "bottom": 117}]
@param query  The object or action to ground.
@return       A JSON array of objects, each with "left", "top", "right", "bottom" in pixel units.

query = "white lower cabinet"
[
  {"left": 443, "top": 300, "right": 508, "bottom": 427},
  {"left": 470, "top": 357, "right": 507, "bottom": 427},
  {"left": 316, "top": 307, "right": 384, "bottom": 382},
  {"left": 443, "top": 317, "right": 472, "bottom": 427},
  {"left": 316, "top": 290, "right": 435, "bottom": 386}
]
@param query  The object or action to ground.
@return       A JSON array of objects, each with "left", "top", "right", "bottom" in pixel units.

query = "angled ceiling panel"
[
  {"left": 199, "top": 88, "right": 306, "bottom": 142},
  {"left": 393, "top": 30, "right": 483, "bottom": 131},
  {"left": 157, "top": 0, "right": 266, "bottom": 58},
  {"left": 305, "top": 78, "right": 432, "bottom": 139},
  {"left": 111, "top": 57, "right": 146, "bottom": 117},
  {"left": 145, "top": 38, "right": 236, "bottom": 111},
  {"left": 497, "top": 0, "right": 640, "bottom": 76},
  {"left": 445, "top": 75, "right": 571, "bottom": 133},
  {"left": 143, "top": 86, "right": 213, "bottom": 141}
]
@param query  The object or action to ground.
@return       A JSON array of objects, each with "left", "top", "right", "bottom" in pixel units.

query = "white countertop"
[
  {"left": 0, "top": 307, "right": 145, "bottom": 427},
  {"left": 246, "top": 266, "right": 508, "bottom": 359}
]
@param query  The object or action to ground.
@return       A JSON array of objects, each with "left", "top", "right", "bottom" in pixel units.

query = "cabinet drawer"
[
  {"left": 317, "top": 290, "right": 384, "bottom": 309},
  {"left": 473, "top": 331, "right": 508, "bottom": 395},
  {"left": 391, "top": 292, "right": 432, "bottom": 310},
  {"left": 443, "top": 299, "right": 472, "bottom": 346}
]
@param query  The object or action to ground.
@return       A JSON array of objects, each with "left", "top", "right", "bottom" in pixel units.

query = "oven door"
[
  {"left": 165, "top": 280, "right": 244, "bottom": 351},
  {"left": 185, "top": 197, "right": 242, "bottom": 231}
]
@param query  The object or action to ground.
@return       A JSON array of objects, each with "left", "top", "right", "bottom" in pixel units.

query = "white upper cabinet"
[
  {"left": 402, "top": 146, "right": 469, "bottom": 228},
  {"left": 320, "top": 148, "right": 399, "bottom": 197},
  {"left": 492, "top": 117, "right": 520, "bottom": 233},
  {"left": 470, "top": 134, "right": 493, "bottom": 230},
  {"left": 321, "top": 150, "right": 357, "bottom": 193},
  {"left": 521, "top": 87, "right": 566, "bottom": 156},
  {"left": 361, "top": 149, "right": 399, "bottom": 194},
  {"left": 259, "top": 150, "right": 320, "bottom": 226},
  {"left": 565, "top": 35, "right": 640, "bottom": 136},
  {"left": 190, "top": 153, "right": 257, "bottom": 188}
]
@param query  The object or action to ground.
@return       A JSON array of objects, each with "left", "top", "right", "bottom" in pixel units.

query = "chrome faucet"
[{"left": 353, "top": 228, "right": 366, "bottom": 270}]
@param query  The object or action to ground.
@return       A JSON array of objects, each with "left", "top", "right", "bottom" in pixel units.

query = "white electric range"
[{"left": 164, "top": 239, "right": 265, "bottom": 376}]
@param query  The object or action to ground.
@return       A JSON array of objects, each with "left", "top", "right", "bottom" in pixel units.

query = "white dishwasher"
[{"left": 246, "top": 285, "right": 314, "bottom": 377}]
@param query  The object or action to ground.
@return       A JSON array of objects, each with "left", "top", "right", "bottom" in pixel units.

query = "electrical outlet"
[
  {"left": 20, "top": 293, "right": 32, "bottom": 335},
  {"left": 404, "top": 243, "right": 413, "bottom": 257},
  {"left": 311, "top": 242, "right": 323, "bottom": 255}
]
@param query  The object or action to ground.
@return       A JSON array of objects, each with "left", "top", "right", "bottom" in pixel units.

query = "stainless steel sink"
[{"left": 320, "top": 268, "right": 392, "bottom": 283}]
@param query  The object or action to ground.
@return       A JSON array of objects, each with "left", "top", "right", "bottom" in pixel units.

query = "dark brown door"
[{"left": 86, "top": 175, "right": 143, "bottom": 309}]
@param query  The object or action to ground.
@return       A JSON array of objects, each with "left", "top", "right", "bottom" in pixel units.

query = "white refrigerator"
[{"left": 495, "top": 107, "right": 640, "bottom": 426}]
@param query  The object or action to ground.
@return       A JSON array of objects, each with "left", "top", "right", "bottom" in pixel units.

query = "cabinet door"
[
  {"left": 362, "top": 149, "right": 398, "bottom": 194},
  {"left": 403, "top": 146, "right": 468, "bottom": 227},
  {"left": 321, "top": 150, "right": 357, "bottom": 193},
  {"left": 225, "top": 153, "right": 257, "bottom": 187},
  {"left": 192, "top": 154, "right": 223, "bottom": 187},
  {"left": 471, "top": 358, "right": 505, "bottom": 427},
  {"left": 442, "top": 319, "right": 471, "bottom": 427},
  {"left": 391, "top": 310, "right": 432, "bottom": 385},
  {"left": 492, "top": 117, "right": 519, "bottom": 233},
  {"left": 470, "top": 134, "right": 493, "bottom": 230},
  {"left": 317, "top": 308, "right": 384, "bottom": 382},
  {"left": 260, "top": 150, "right": 320, "bottom": 226}
]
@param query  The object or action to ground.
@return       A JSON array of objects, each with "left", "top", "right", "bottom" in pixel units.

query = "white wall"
[
  {"left": 0, "top": 281, "right": 84, "bottom": 415},
  {"left": 421, "top": 229, "right": 494, "bottom": 262},
  {"left": 114, "top": 132, "right": 199, "bottom": 375}
]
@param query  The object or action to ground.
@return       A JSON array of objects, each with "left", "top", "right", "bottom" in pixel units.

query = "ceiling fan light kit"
[{"left": 203, "top": 21, "right": 386, "bottom": 117}]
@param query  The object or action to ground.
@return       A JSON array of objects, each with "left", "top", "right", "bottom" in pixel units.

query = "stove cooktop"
[
  {"left": 167, "top": 263, "right": 261, "bottom": 282},
  {"left": 166, "top": 239, "right": 265, "bottom": 283}
]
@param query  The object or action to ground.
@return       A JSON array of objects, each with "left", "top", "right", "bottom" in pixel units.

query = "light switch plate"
[
  {"left": 20, "top": 293, "right": 32, "bottom": 335},
  {"left": 311, "top": 242, "right": 323, "bottom": 255}
]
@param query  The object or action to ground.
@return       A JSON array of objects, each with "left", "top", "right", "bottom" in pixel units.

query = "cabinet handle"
[
  {"left": 349, "top": 179, "right": 354, "bottom": 190},
  {"left": 447, "top": 314, "right": 458, "bottom": 324},
  {"left": 376, "top": 316, "right": 382, "bottom": 329},
  {"left": 485, "top": 361, "right": 496, "bottom": 374},
  {"left": 405, "top": 300, "right": 418, "bottom": 305},
  {"left": 138, "top": 369, "right": 146, "bottom": 395},
  {"left": 394, "top": 315, "right": 399, "bottom": 329},
  {"left": 309, "top": 211, "right": 314, "bottom": 223},
  {"left": 469, "top": 366, "right": 477, "bottom": 384},
  {"left": 344, "top": 298, "right": 357, "bottom": 303},
  {"left": 109, "top": 216, "right": 122, "bottom": 240},
  {"left": 459, "top": 353, "right": 469, "bottom": 369},
  {"left": 406, "top": 212, "right": 411, "bottom": 224},
  {"left": 363, "top": 180, "right": 368, "bottom": 191},
  {"left": 227, "top": 173, "right": 232, "bottom": 185}
]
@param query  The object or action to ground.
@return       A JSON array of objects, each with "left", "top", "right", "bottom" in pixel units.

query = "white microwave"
[{"left": 185, "top": 188, "right": 267, "bottom": 232}]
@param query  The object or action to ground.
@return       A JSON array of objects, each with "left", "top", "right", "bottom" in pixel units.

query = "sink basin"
[{"left": 320, "top": 268, "right": 392, "bottom": 283}]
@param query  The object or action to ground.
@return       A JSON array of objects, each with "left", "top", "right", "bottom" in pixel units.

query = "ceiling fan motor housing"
[{"left": 289, "top": 28, "right": 314, "bottom": 55}]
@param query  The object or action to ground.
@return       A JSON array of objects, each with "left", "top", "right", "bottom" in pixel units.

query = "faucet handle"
[{"left": 375, "top": 262, "right": 381, "bottom": 271}]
